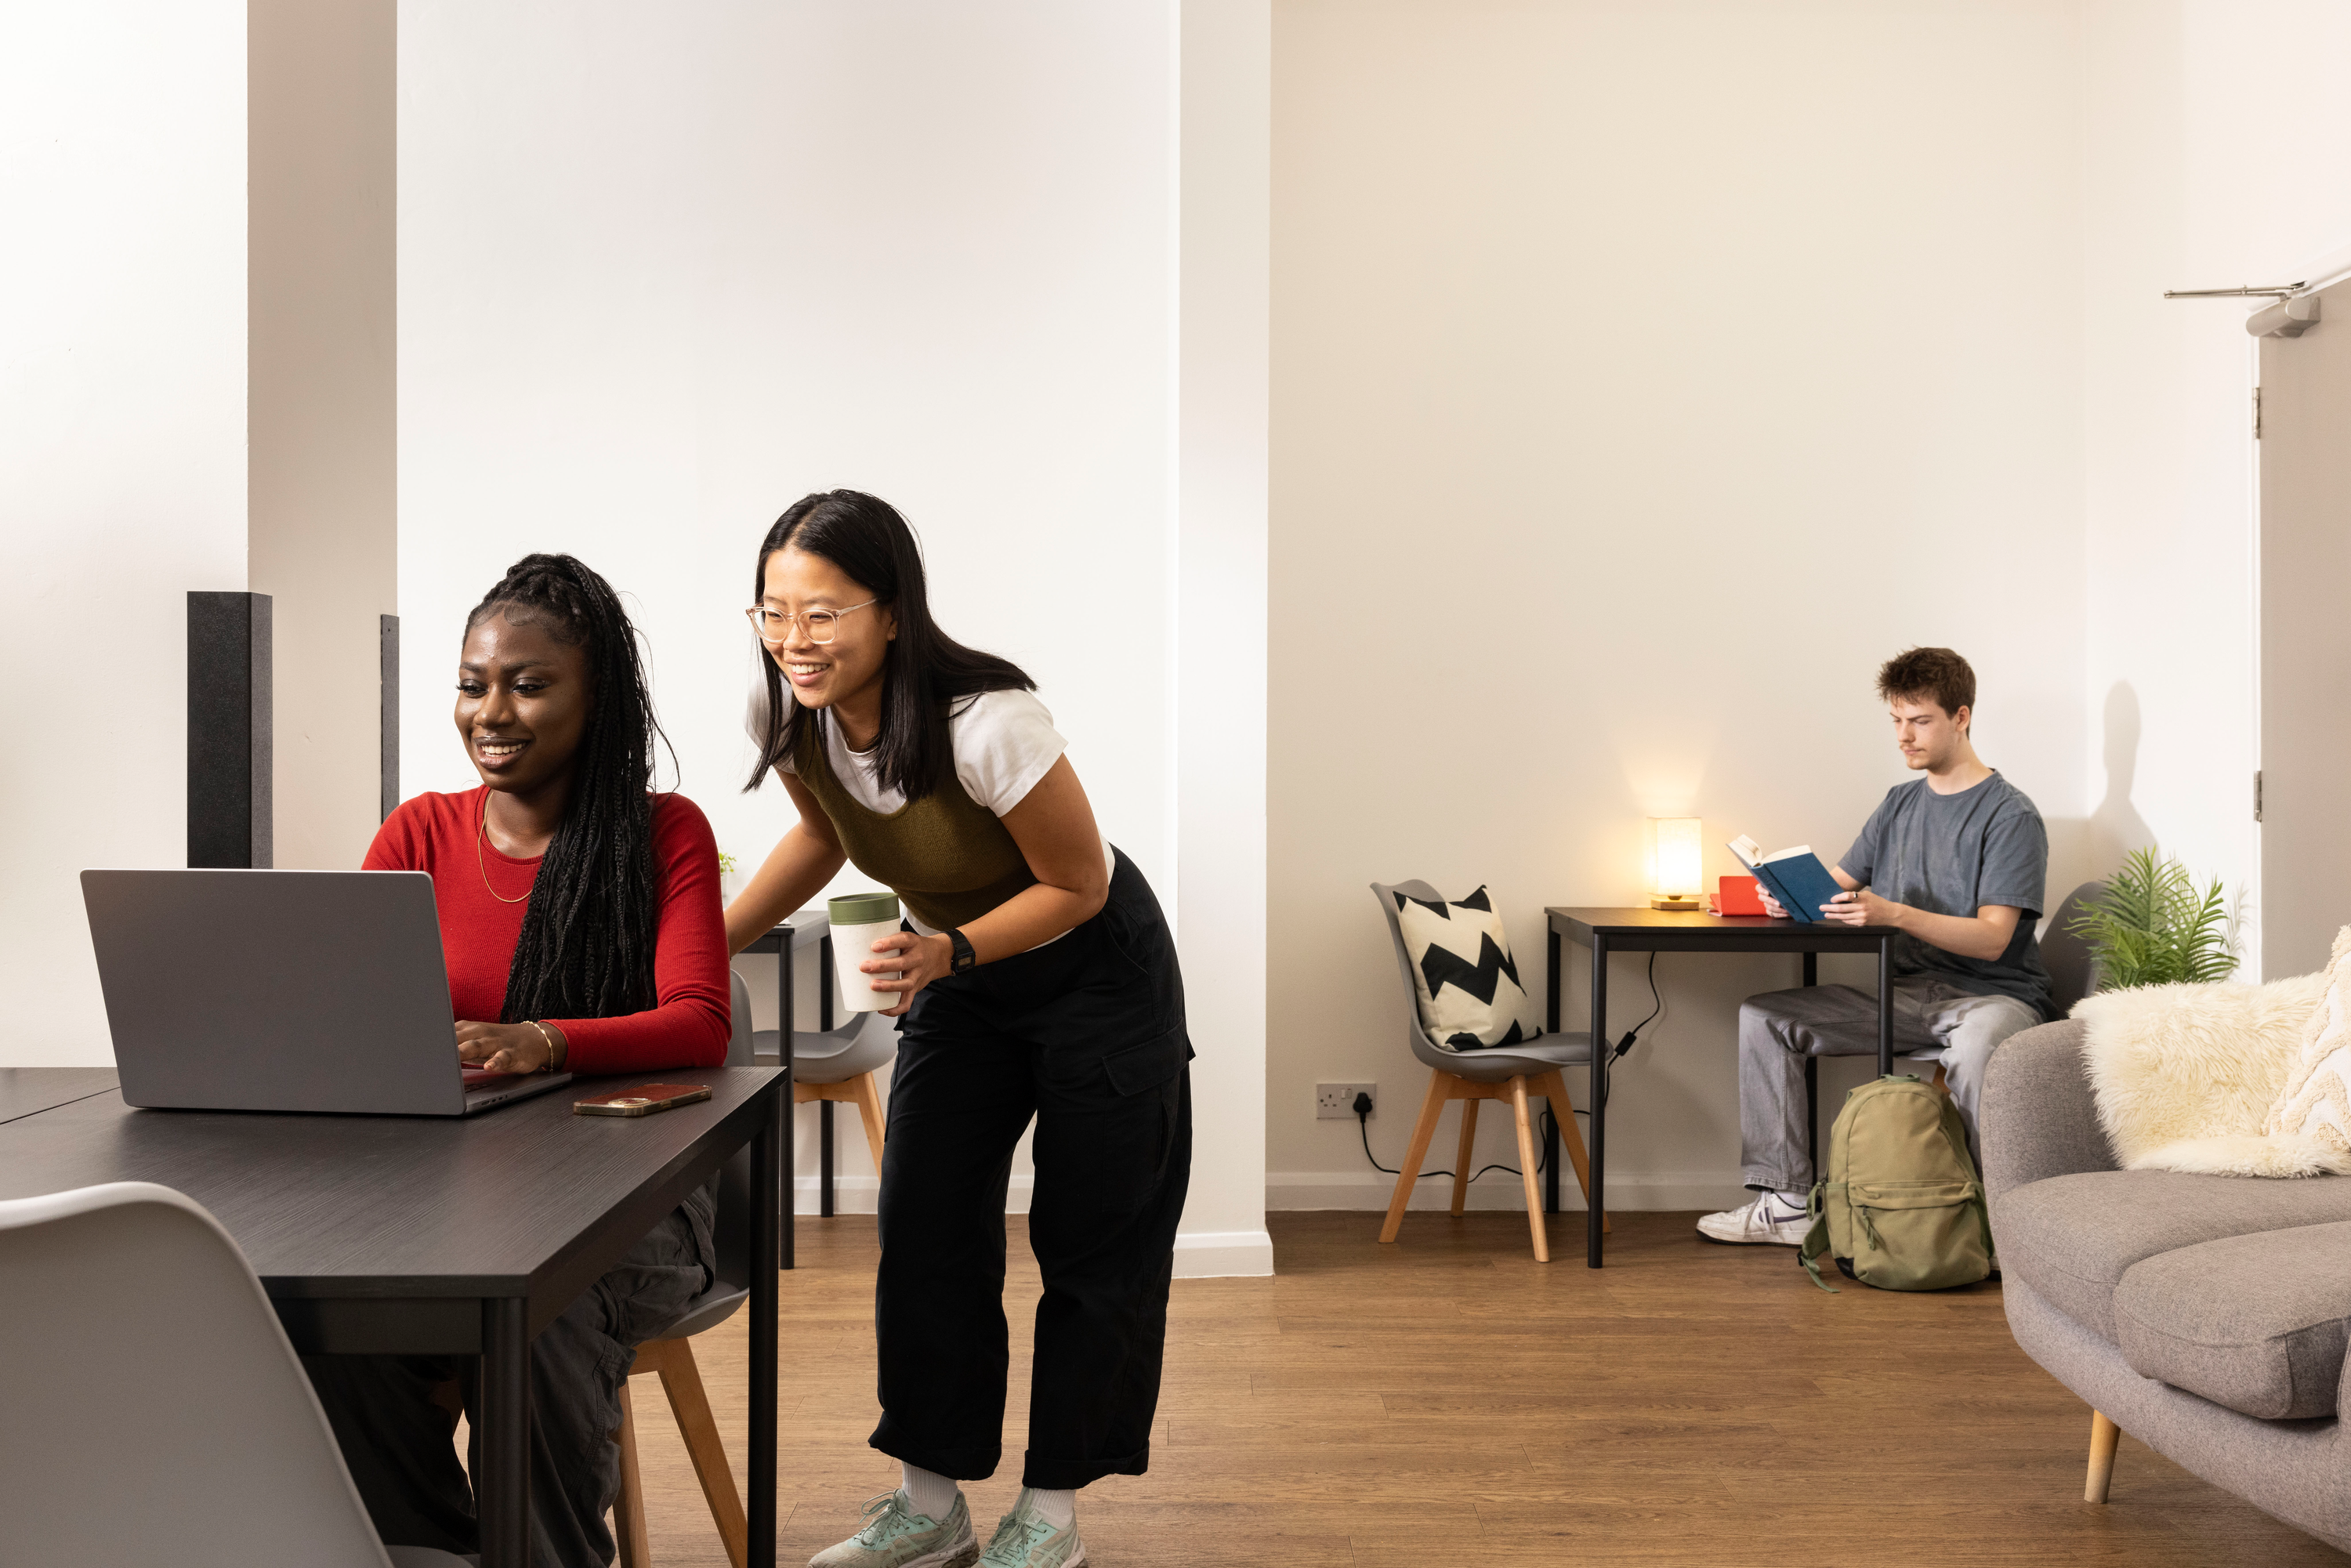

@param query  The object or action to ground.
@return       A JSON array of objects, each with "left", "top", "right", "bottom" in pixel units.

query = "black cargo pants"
[{"left": 871, "top": 846, "right": 1194, "bottom": 1491}]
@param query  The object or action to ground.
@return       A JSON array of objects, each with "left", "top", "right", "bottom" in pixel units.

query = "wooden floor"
[{"left": 610, "top": 1211, "right": 2347, "bottom": 1566}]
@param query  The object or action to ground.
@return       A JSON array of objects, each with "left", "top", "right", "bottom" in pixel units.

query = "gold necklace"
[{"left": 476, "top": 791, "right": 535, "bottom": 904}]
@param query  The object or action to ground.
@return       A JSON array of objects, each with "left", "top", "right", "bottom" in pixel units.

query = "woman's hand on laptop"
[{"left": 455, "top": 1019, "right": 568, "bottom": 1074}]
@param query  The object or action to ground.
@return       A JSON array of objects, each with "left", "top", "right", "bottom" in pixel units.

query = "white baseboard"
[
  {"left": 1173, "top": 1228, "right": 1276, "bottom": 1277},
  {"left": 1266, "top": 1168, "right": 1748, "bottom": 1214},
  {"left": 792, "top": 1174, "right": 879, "bottom": 1215},
  {"left": 788, "top": 1173, "right": 1041, "bottom": 1215},
  {"left": 790, "top": 1178, "right": 1273, "bottom": 1276}
]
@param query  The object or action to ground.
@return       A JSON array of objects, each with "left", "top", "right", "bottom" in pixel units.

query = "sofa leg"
[{"left": 2085, "top": 1410, "right": 2120, "bottom": 1504}]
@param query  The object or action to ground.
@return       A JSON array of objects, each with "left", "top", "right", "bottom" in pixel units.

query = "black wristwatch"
[{"left": 947, "top": 927, "right": 979, "bottom": 975}]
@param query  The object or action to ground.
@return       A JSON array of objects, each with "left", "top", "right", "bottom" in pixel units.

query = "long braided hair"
[
  {"left": 743, "top": 490, "right": 1031, "bottom": 801},
  {"left": 468, "top": 554, "right": 670, "bottom": 1023}
]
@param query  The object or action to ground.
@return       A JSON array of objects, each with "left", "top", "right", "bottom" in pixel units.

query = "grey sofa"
[{"left": 1983, "top": 1019, "right": 2351, "bottom": 1550}]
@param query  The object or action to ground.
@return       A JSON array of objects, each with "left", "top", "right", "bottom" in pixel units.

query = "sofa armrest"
[{"left": 1981, "top": 1019, "right": 2117, "bottom": 1212}]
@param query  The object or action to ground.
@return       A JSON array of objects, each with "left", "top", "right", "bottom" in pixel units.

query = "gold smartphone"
[{"left": 573, "top": 1084, "right": 713, "bottom": 1117}]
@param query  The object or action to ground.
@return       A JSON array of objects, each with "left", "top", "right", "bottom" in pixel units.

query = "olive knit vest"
[{"left": 793, "top": 716, "right": 1038, "bottom": 931}]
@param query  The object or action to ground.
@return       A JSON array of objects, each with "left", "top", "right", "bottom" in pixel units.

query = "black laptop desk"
[
  {"left": 0, "top": 1065, "right": 786, "bottom": 1568},
  {"left": 0, "top": 1066, "right": 118, "bottom": 1124},
  {"left": 1545, "top": 907, "right": 1901, "bottom": 1269},
  {"left": 741, "top": 906, "right": 869, "bottom": 1242}
]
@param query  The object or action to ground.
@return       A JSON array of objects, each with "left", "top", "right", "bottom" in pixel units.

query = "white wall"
[
  {"left": 0, "top": 2, "right": 250, "bottom": 1066},
  {"left": 1267, "top": 0, "right": 2091, "bottom": 1211},
  {"left": 399, "top": 2, "right": 1270, "bottom": 1269},
  {"left": 2080, "top": 0, "right": 2351, "bottom": 979}
]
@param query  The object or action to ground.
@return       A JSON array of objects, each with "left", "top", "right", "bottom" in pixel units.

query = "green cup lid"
[{"left": 828, "top": 891, "right": 900, "bottom": 925}]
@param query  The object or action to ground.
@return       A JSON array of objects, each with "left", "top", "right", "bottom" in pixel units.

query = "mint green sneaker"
[
  {"left": 809, "top": 1489, "right": 978, "bottom": 1568},
  {"left": 977, "top": 1490, "right": 1086, "bottom": 1568}
]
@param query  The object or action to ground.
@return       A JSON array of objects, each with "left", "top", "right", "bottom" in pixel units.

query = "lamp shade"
[{"left": 1648, "top": 817, "right": 1704, "bottom": 898}]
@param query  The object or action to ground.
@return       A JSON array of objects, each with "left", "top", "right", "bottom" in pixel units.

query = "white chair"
[
  {"left": 751, "top": 929, "right": 897, "bottom": 1206},
  {"left": 1371, "top": 880, "right": 1605, "bottom": 1262},
  {"left": 766, "top": 1015, "right": 894, "bottom": 1187},
  {"left": 0, "top": 1180, "right": 471, "bottom": 1568}
]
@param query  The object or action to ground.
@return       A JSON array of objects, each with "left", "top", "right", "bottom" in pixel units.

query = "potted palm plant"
[{"left": 2064, "top": 846, "right": 2237, "bottom": 991}]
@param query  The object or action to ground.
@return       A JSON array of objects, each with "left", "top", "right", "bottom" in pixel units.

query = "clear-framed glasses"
[{"left": 744, "top": 598, "right": 879, "bottom": 646}]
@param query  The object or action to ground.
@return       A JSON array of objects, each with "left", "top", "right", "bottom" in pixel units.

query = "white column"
[{"left": 1172, "top": 0, "right": 1273, "bottom": 1277}]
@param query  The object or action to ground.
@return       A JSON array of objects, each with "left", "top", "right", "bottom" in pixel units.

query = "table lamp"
[{"left": 1647, "top": 817, "right": 1704, "bottom": 911}]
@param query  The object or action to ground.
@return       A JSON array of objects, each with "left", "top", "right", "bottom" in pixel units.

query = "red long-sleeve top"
[{"left": 363, "top": 786, "right": 731, "bottom": 1074}]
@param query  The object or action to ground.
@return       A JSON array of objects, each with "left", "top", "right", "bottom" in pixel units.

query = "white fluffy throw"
[{"left": 2075, "top": 971, "right": 2351, "bottom": 1178}]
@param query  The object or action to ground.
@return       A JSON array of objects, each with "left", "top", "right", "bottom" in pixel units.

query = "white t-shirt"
[
  {"left": 777, "top": 687, "right": 1068, "bottom": 817},
  {"left": 763, "top": 686, "right": 1112, "bottom": 936}
]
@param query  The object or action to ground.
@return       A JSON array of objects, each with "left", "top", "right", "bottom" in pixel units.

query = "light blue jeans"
[{"left": 1738, "top": 976, "right": 2043, "bottom": 1193}]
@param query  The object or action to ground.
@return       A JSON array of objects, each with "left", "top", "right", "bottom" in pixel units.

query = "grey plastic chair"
[
  {"left": 0, "top": 1181, "right": 472, "bottom": 1568},
  {"left": 2041, "top": 881, "right": 2103, "bottom": 1015},
  {"left": 608, "top": 976, "right": 760, "bottom": 1568},
  {"left": 1371, "top": 880, "right": 1603, "bottom": 1262},
  {"left": 751, "top": 921, "right": 897, "bottom": 1211}
]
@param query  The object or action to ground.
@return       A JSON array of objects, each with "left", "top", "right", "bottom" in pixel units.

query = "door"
[{"left": 2259, "top": 275, "right": 2351, "bottom": 978}]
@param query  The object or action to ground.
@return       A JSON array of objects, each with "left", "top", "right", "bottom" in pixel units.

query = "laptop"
[{"left": 81, "top": 868, "right": 572, "bottom": 1116}]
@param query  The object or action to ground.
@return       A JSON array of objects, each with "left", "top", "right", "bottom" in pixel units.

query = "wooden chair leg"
[
  {"left": 1379, "top": 1070, "right": 1451, "bottom": 1244},
  {"left": 1537, "top": 1071, "right": 1608, "bottom": 1233},
  {"left": 653, "top": 1337, "right": 750, "bottom": 1568},
  {"left": 611, "top": 1379, "right": 651, "bottom": 1568},
  {"left": 2086, "top": 1409, "right": 2120, "bottom": 1504},
  {"left": 1449, "top": 1098, "right": 1481, "bottom": 1216},
  {"left": 849, "top": 1070, "right": 888, "bottom": 1174},
  {"left": 1509, "top": 1075, "right": 1549, "bottom": 1262}
]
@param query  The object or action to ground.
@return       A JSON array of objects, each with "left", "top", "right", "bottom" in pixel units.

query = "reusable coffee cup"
[{"left": 828, "top": 891, "right": 904, "bottom": 1013}]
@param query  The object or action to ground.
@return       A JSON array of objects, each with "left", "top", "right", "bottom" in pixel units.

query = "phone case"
[{"left": 573, "top": 1084, "right": 713, "bottom": 1117}]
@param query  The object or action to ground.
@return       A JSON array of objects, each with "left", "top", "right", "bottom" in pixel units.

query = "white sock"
[
  {"left": 1769, "top": 1190, "right": 1807, "bottom": 1215},
  {"left": 1025, "top": 1487, "right": 1078, "bottom": 1529},
  {"left": 901, "top": 1463, "right": 961, "bottom": 1522}
]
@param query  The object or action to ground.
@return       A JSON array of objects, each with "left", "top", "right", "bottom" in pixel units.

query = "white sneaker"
[
  {"left": 1696, "top": 1191, "right": 1810, "bottom": 1246},
  {"left": 810, "top": 1490, "right": 979, "bottom": 1568}
]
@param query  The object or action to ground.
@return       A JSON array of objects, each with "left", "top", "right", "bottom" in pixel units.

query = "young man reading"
[{"left": 1697, "top": 646, "right": 2054, "bottom": 1246}]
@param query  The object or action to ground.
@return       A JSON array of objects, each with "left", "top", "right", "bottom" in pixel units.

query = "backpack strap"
[
  {"left": 1967, "top": 1179, "right": 1998, "bottom": 1273},
  {"left": 1798, "top": 1181, "right": 1840, "bottom": 1295}
]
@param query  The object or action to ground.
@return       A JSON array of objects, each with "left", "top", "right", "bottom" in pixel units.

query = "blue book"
[{"left": 1727, "top": 835, "right": 1846, "bottom": 925}]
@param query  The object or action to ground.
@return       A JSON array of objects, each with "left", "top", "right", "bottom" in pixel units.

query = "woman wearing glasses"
[{"left": 724, "top": 490, "right": 1190, "bottom": 1568}]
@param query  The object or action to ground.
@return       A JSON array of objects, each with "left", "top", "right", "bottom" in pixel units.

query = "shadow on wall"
[{"left": 2089, "top": 680, "right": 2154, "bottom": 871}]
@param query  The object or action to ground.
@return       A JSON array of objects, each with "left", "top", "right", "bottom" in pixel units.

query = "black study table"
[
  {"left": 0, "top": 1065, "right": 118, "bottom": 1123},
  {"left": 1544, "top": 907, "right": 1902, "bottom": 1269},
  {"left": 737, "top": 907, "right": 834, "bottom": 1253},
  {"left": 0, "top": 1065, "right": 786, "bottom": 1568}
]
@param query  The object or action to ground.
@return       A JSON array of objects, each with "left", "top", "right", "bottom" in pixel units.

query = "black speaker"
[{"left": 188, "top": 591, "right": 272, "bottom": 868}]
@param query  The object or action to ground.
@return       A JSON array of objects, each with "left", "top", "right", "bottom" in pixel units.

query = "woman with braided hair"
[
  {"left": 302, "top": 552, "right": 731, "bottom": 1568},
  {"left": 726, "top": 490, "right": 1192, "bottom": 1568}
]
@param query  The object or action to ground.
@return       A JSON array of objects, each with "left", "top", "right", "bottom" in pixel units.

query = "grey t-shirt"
[{"left": 1841, "top": 771, "right": 2053, "bottom": 1019}]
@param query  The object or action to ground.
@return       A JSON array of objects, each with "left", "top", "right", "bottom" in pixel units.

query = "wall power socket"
[{"left": 1316, "top": 1082, "right": 1376, "bottom": 1120}]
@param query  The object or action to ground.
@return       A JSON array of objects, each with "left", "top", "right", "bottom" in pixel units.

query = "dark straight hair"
[
  {"left": 467, "top": 553, "right": 670, "bottom": 1023},
  {"left": 743, "top": 490, "right": 1032, "bottom": 802}
]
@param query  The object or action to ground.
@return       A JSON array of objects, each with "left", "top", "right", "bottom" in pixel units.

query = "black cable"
[
  {"left": 1357, "top": 1100, "right": 1581, "bottom": 1184},
  {"left": 1613, "top": 951, "right": 1664, "bottom": 1059},
  {"left": 1358, "top": 961, "right": 1644, "bottom": 1188}
]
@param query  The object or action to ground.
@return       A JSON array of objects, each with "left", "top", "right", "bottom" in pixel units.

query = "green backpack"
[{"left": 1798, "top": 1074, "right": 1996, "bottom": 1294}]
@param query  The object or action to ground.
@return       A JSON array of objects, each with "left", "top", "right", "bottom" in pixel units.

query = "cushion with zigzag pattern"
[{"left": 1392, "top": 885, "right": 1545, "bottom": 1051}]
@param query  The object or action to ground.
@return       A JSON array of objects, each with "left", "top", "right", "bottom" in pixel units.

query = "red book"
[{"left": 1718, "top": 875, "right": 1766, "bottom": 916}]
